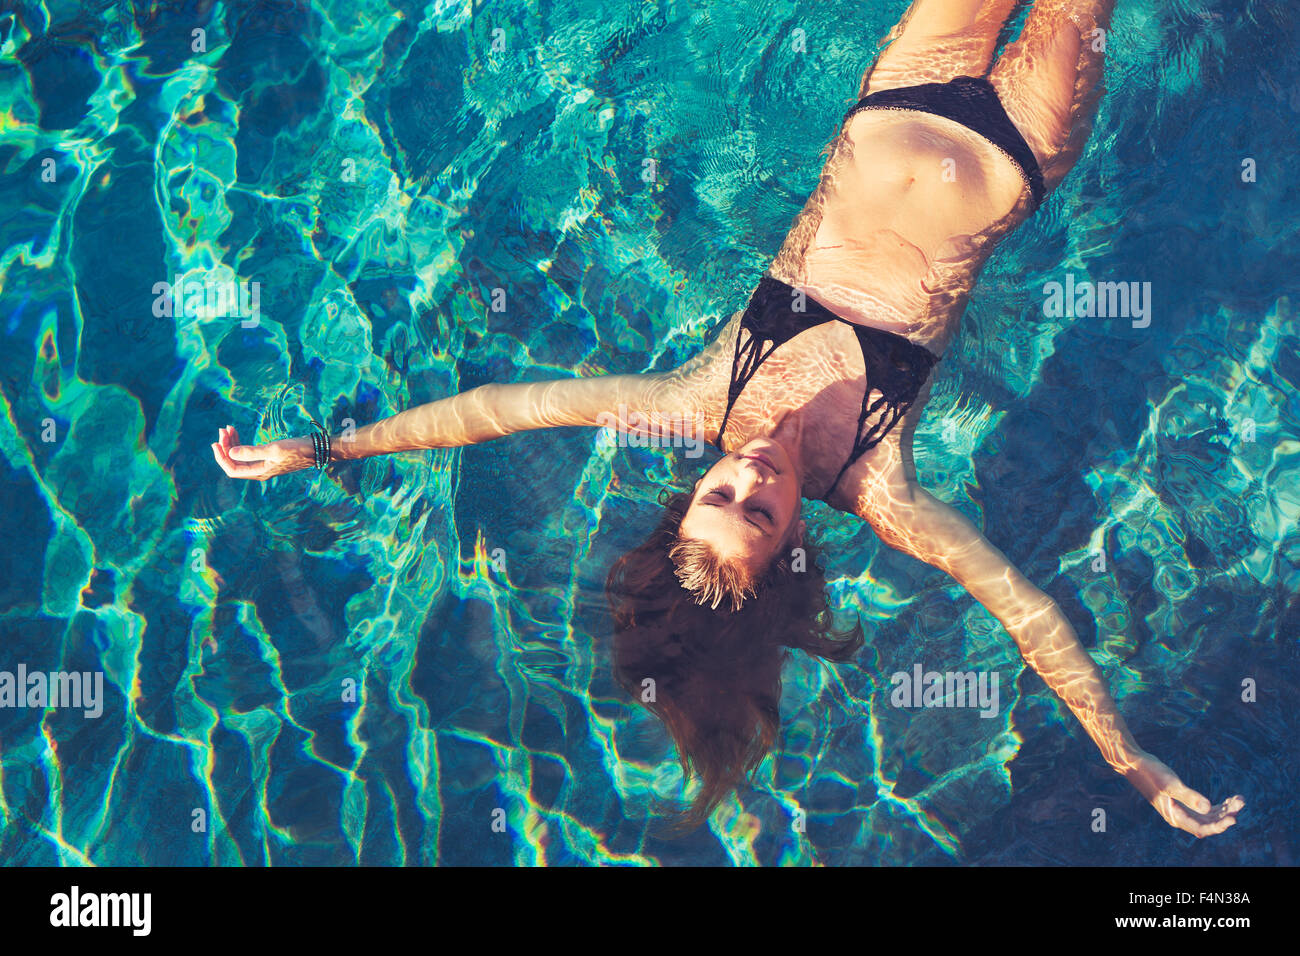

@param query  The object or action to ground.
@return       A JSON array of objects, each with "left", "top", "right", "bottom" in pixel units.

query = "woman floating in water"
[{"left": 214, "top": 0, "right": 1244, "bottom": 837}]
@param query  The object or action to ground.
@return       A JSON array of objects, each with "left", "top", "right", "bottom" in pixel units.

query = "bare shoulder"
[
  {"left": 653, "top": 309, "right": 743, "bottom": 432},
  {"left": 824, "top": 441, "right": 916, "bottom": 548}
]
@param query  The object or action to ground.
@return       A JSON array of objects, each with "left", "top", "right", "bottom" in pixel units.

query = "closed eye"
[{"left": 704, "top": 487, "right": 774, "bottom": 531}]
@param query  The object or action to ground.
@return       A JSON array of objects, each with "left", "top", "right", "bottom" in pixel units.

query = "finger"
[
  {"left": 1209, "top": 796, "right": 1245, "bottom": 822},
  {"left": 227, "top": 443, "right": 265, "bottom": 462},
  {"left": 1167, "top": 802, "right": 1214, "bottom": 838},
  {"left": 1169, "top": 798, "right": 1239, "bottom": 838},
  {"left": 1170, "top": 783, "right": 1212, "bottom": 815},
  {"left": 1190, "top": 795, "right": 1245, "bottom": 823},
  {"left": 214, "top": 438, "right": 262, "bottom": 477},
  {"left": 1191, "top": 812, "right": 1237, "bottom": 838},
  {"left": 213, "top": 440, "right": 237, "bottom": 474}
]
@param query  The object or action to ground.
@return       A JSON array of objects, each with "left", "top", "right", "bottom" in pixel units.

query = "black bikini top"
[{"left": 715, "top": 276, "right": 940, "bottom": 498}]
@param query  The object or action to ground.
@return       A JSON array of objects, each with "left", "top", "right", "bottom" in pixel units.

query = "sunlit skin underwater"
[{"left": 1, "top": 0, "right": 1294, "bottom": 865}]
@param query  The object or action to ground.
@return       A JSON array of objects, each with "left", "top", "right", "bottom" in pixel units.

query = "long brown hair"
[{"left": 605, "top": 485, "right": 863, "bottom": 833}]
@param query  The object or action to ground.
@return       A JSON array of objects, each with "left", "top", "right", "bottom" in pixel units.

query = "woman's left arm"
[{"left": 856, "top": 480, "right": 1245, "bottom": 838}]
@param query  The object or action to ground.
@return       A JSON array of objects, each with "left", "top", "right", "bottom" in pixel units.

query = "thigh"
[
  {"left": 988, "top": 0, "right": 1115, "bottom": 192},
  {"left": 860, "top": 0, "right": 1020, "bottom": 97}
]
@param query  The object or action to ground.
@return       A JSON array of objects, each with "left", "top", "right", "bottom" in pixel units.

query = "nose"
[{"left": 732, "top": 459, "right": 767, "bottom": 494}]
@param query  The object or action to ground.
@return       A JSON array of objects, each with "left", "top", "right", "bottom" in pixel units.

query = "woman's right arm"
[{"left": 211, "top": 369, "right": 698, "bottom": 482}]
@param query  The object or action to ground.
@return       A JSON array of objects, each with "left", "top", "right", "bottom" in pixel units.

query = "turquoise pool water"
[{"left": 0, "top": 0, "right": 1296, "bottom": 865}]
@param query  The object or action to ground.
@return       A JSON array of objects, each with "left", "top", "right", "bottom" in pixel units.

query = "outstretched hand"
[
  {"left": 1122, "top": 750, "right": 1244, "bottom": 838},
  {"left": 210, "top": 425, "right": 313, "bottom": 482}
]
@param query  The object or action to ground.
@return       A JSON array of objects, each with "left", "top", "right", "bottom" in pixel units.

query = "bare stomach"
[
  {"left": 800, "top": 229, "right": 937, "bottom": 337},
  {"left": 769, "top": 109, "right": 1029, "bottom": 352}
]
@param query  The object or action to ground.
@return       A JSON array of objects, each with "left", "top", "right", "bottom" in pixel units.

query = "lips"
[{"left": 741, "top": 452, "right": 777, "bottom": 473}]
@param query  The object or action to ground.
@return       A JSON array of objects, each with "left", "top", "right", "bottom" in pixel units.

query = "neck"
[{"left": 767, "top": 410, "right": 810, "bottom": 487}]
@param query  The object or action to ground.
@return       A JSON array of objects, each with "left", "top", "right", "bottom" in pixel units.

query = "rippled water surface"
[{"left": 0, "top": 0, "right": 1297, "bottom": 865}]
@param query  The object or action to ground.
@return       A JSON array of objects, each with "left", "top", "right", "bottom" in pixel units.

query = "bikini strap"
[
  {"left": 823, "top": 395, "right": 909, "bottom": 499},
  {"left": 717, "top": 277, "right": 824, "bottom": 444},
  {"left": 823, "top": 325, "right": 940, "bottom": 498},
  {"left": 717, "top": 315, "right": 779, "bottom": 444}
]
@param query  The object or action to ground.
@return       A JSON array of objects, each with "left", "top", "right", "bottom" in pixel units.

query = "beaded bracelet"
[{"left": 307, "top": 417, "right": 331, "bottom": 472}]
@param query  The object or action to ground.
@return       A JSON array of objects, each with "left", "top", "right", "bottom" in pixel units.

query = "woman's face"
[{"left": 678, "top": 437, "right": 805, "bottom": 573}]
